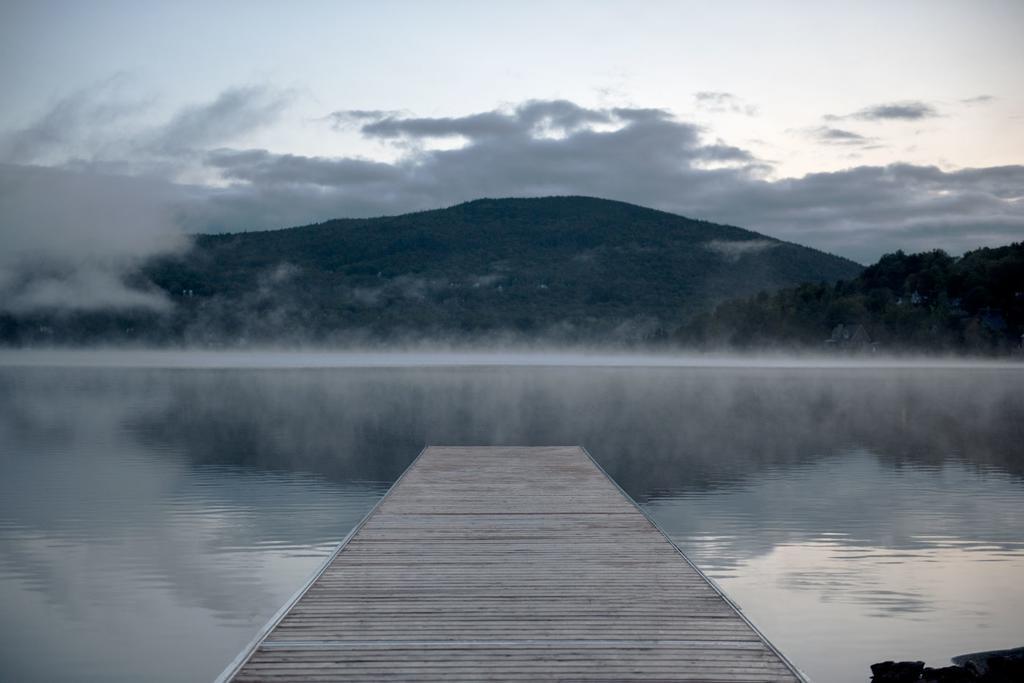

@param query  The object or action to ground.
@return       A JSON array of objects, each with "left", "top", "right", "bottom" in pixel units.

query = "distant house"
[{"left": 826, "top": 323, "right": 875, "bottom": 350}]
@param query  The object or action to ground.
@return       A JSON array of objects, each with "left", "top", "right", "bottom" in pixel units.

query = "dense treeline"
[{"left": 678, "top": 244, "right": 1024, "bottom": 353}]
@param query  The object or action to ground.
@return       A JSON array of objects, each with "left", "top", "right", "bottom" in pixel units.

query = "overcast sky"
[{"left": 1, "top": 0, "right": 1023, "bottom": 309}]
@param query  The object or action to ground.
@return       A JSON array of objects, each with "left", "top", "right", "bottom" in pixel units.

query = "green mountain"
[{"left": 3, "top": 196, "right": 863, "bottom": 345}]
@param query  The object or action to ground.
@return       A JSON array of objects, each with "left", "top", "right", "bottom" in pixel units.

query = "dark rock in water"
[
  {"left": 870, "top": 646, "right": 1024, "bottom": 682},
  {"left": 981, "top": 655, "right": 1024, "bottom": 682},
  {"left": 952, "top": 647, "right": 1024, "bottom": 681},
  {"left": 871, "top": 660, "right": 925, "bottom": 682},
  {"left": 921, "top": 665, "right": 976, "bottom": 682}
]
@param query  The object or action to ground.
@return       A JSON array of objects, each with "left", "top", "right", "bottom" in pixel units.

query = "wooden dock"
[{"left": 218, "top": 446, "right": 803, "bottom": 682}]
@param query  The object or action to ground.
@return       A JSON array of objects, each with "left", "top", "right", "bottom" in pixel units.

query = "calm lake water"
[{"left": 1, "top": 351, "right": 1022, "bottom": 682}]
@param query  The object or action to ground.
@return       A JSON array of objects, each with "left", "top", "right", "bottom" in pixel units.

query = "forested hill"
[
  {"left": 2, "top": 196, "right": 863, "bottom": 345},
  {"left": 680, "top": 244, "right": 1024, "bottom": 353}
]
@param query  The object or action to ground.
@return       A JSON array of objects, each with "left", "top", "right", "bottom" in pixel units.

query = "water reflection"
[
  {"left": 0, "top": 369, "right": 387, "bottom": 682},
  {"left": 0, "top": 360, "right": 1022, "bottom": 682},
  {"left": 645, "top": 452, "right": 1024, "bottom": 682}
]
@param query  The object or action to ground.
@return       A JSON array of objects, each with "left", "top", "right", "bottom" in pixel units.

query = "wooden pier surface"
[{"left": 219, "top": 446, "right": 803, "bottom": 682}]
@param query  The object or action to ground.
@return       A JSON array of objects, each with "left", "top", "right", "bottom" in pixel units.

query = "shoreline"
[{"left": 2, "top": 348, "right": 1023, "bottom": 370}]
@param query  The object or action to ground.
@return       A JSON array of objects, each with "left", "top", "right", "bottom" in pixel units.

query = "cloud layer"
[
  {"left": 189, "top": 100, "right": 1024, "bottom": 263},
  {"left": 1, "top": 86, "right": 1022, "bottom": 310}
]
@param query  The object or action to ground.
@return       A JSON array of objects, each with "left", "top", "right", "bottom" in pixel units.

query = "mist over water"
[{"left": 1, "top": 352, "right": 1022, "bottom": 682}]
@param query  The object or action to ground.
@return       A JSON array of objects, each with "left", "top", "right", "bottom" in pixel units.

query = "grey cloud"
[
  {"left": 325, "top": 109, "right": 403, "bottom": 129},
  {"left": 2, "top": 82, "right": 293, "bottom": 170},
  {"left": 610, "top": 108, "right": 672, "bottom": 123},
  {"left": 361, "top": 111, "right": 523, "bottom": 140},
  {"left": 0, "top": 74, "right": 148, "bottom": 165},
  {"left": 355, "top": 100, "right": 615, "bottom": 141},
  {"left": 516, "top": 100, "right": 614, "bottom": 130},
  {"left": 695, "top": 144, "right": 755, "bottom": 162},
  {"left": 710, "top": 164, "right": 1024, "bottom": 260},
  {"left": 149, "top": 86, "right": 291, "bottom": 154},
  {"left": 206, "top": 148, "right": 402, "bottom": 186},
  {"left": 693, "top": 92, "right": 758, "bottom": 116},
  {"left": 828, "top": 101, "right": 939, "bottom": 122},
  {"left": 807, "top": 126, "right": 876, "bottom": 146},
  {"left": 961, "top": 95, "right": 995, "bottom": 105}
]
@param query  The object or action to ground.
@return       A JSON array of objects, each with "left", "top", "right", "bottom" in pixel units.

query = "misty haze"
[{"left": 2, "top": 2, "right": 1023, "bottom": 683}]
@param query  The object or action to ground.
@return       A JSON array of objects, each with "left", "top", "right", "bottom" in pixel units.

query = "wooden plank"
[{"left": 219, "top": 446, "right": 804, "bottom": 681}]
